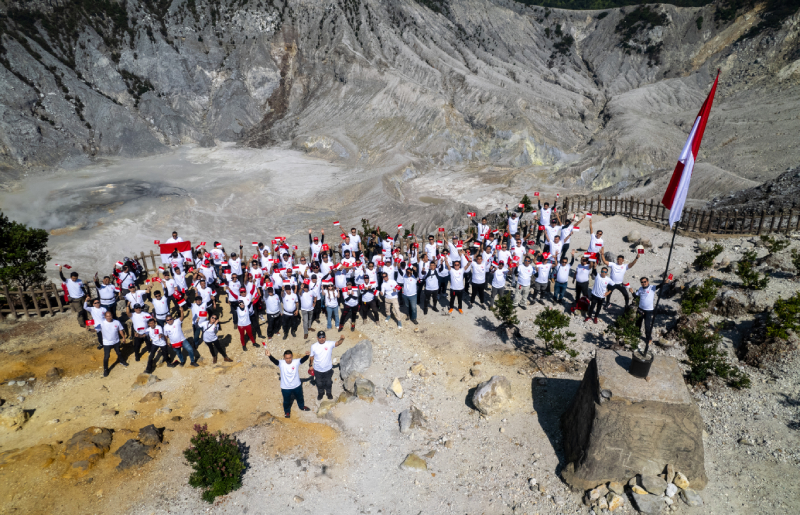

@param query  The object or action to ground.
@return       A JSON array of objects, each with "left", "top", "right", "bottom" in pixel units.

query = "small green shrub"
[
  {"left": 736, "top": 250, "right": 769, "bottom": 290},
  {"left": 696, "top": 16, "right": 703, "bottom": 29},
  {"left": 519, "top": 194, "right": 533, "bottom": 212},
  {"left": 681, "top": 322, "right": 750, "bottom": 389},
  {"left": 184, "top": 424, "right": 245, "bottom": 503},
  {"left": 535, "top": 307, "right": 577, "bottom": 357},
  {"left": 760, "top": 235, "right": 790, "bottom": 254},
  {"left": 608, "top": 307, "right": 640, "bottom": 350},
  {"left": 681, "top": 278, "right": 720, "bottom": 315},
  {"left": 766, "top": 293, "right": 800, "bottom": 341},
  {"left": 491, "top": 292, "right": 519, "bottom": 328},
  {"left": 692, "top": 244, "right": 723, "bottom": 270}
]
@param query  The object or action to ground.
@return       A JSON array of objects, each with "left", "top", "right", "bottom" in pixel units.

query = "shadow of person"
[{"left": 532, "top": 375, "right": 582, "bottom": 477}]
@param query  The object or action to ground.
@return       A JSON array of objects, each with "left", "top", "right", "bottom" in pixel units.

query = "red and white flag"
[
  {"left": 333, "top": 221, "right": 340, "bottom": 226},
  {"left": 662, "top": 71, "right": 719, "bottom": 228},
  {"left": 159, "top": 241, "right": 193, "bottom": 264}
]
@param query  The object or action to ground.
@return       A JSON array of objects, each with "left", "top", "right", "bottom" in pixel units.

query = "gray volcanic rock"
[{"left": 0, "top": 0, "right": 798, "bottom": 202}]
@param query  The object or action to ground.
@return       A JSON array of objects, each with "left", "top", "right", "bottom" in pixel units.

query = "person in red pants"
[{"left": 235, "top": 300, "right": 255, "bottom": 351}]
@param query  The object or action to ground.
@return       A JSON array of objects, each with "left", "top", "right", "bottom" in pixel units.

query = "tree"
[
  {"left": 681, "top": 321, "right": 750, "bottom": 389},
  {"left": 535, "top": 307, "right": 577, "bottom": 357},
  {"left": 490, "top": 292, "right": 519, "bottom": 328},
  {"left": 0, "top": 212, "right": 50, "bottom": 291},
  {"left": 680, "top": 278, "right": 720, "bottom": 314},
  {"left": 519, "top": 194, "right": 533, "bottom": 212},
  {"left": 736, "top": 250, "right": 769, "bottom": 290}
]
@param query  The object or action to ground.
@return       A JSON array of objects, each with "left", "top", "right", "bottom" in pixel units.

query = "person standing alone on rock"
[
  {"left": 309, "top": 331, "right": 345, "bottom": 401},
  {"left": 629, "top": 276, "right": 672, "bottom": 349},
  {"left": 265, "top": 348, "right": 312, "bottom": 418}
]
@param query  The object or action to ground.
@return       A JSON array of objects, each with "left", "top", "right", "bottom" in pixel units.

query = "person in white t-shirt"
[
  {"left": 309, "top": 331, "right": 345, "bottom": 400},
  {"left": 468, "top": 254, "right": 488, "bottom": 308},
  {"left": 97, "top": 311, "right": 128, "bottom": 377},
  {"left": 144, "top": 318, "right": 174, "bottom": 373},
  {"left": 488, "top": 261, "right": 507, "bottom": 307},
  {"left": 298, "top": 282, "right": 317, "bottom": 340},
  {"left": 265, "top": 348, "right": 311, "bottom": 418},
  {"left": 309, "top": 230, "right": 325, "bottom": 263},
  {"left": 166, "top": 231, "right": 183, "bottom": 243},
  {"left": 587, "top": 267, "right": 613, "bottom": 324},
  {"left": 553, "top": 255, "right": 573, "bottom": 303},
  {"left": 280, "top": 285, "right": 300, "bottom": 339},
  {"left": 588, "top": 217, "right": 604, "bottom": 254},
  {"left": 84, "top": 298, "right": 108, "bottom": 349},
  {"left": 59, "top": 266, "right": 87, "bottom": 325},
  {"left": 420, "top": 261, "right": 440, "bottom": 314},
  {"left": 445, "top": 253, "right": 465, "bottom": 313},
  {"left": 349, "top": 228, "right": 363, "bottom": 260},
  {"left": 197, "top": 314, "right": 232, "bottom": 364},
  {"left": 514, "top": 255, "right": 535, "bottom": 308},
  {"left": 531, "top": 258, "right": 553, "bottom": 304},
  {"left": 600, "top": 252, "right": 639, "bottom": 310},
  {"left": 628, "top": 276, "right": 672, "bottom": 347},
  {"left": 379, "top": 271, "right": 401, "bottom": 328}
]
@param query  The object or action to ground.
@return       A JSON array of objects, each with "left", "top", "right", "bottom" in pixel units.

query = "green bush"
[
  {"left": 491, "top": 292, "right": 519, "bottom": 328},
  {"left": 519, "top": 194, "right": 533, "bottom": 212},
  {"left": 680, "top": 278, "right": 720, "bottom": 315},
  {"left": 792, "top": 249, "right": 800, "bottom": 276},
  {"left": 692, "top": 244, "right": 723, "bottom": 270},
  {"left": 736, "top": 250, "right": 769, "bottom": 290},
  {"left": 681, "top": 322, "right": 750, "bottom": 389},
  {"left": 608, "top": 307, "right": 640, "bottom": 350},
  {"left": 0, "top": 212, "right": 50, "bottom": 291},
  {"left": 535, "top": 307, "right": 577, "bottom": 357},
  {"left": 184, "top": 424, "right": 245, "bottom": 503},
  {"left": 766, "top": 293, "right": 800, "bottom": 341},
  {"left": 760, "top": 235, "right": 790, "bottom": 254}
]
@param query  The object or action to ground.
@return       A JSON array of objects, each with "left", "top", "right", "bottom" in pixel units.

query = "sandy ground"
[{"left": 1, "top": 215, "right": 799, "bottom": 515}]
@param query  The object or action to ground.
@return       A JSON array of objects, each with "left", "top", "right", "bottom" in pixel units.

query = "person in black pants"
[
  {"left": 144, "top": 318, "right": 175, "bottom": 373},
  {"left": 340, "top": 287, "right": 360, "bottom": 332},
  {"left": 587, "top": 267, "right": 612, "bottom": 324},
  {"left": 360, "top": 285, "right": 380, "bottom": 323},
  {"left": 265, "top": 348, "right": 311, "bottom": 418},
  {"left": 420, "top": 262, "right": 439, "bottom": 314},
  {"left": 629, "top": 276, "right": 672, "bottom": 348},
  {"left": 264, "top": 287, "right": 282, "bottom": 341},
  {"left": 309, "top": 331, "right": 345, "bottom": 400}
]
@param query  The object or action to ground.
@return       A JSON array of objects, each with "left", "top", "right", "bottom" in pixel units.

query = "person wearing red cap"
[{"left": 309, "top": 229, "right": 325, "bottom": 263}]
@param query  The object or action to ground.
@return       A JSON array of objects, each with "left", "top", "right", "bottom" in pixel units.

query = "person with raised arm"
[
  {"left": 265, "top": 347, "right": 311, "bottom": 418},
  {"left": 445, "top": 250, "right": 466, "bottom": 314},
  {"left": 629, "top": 276, "right": 672, "bottom": 349},
  {"left": 309, "top": 229, "right": 325, "bottom": 264},
  {"left": 94, "top": 273, "right": 118, "bottom": 318},
  {"left": 600, "top": 251, "right": 639, "bottom": 311},
  {"left": 309, "top": 331, "right": 345, "bottom": 401},
  {"left": 586, "top": 266, "right": 613, "bottom": 324},
  {"left": 96, "top": 311, "right": 128, "bottom": 377},
  {"left": 197, "top": 313, "right": 233, "bottom": 364},
  {"left": 59, "top": 265, "right": 86, "bottom": 326}
]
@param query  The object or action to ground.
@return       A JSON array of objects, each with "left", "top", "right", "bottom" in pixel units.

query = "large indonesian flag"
[
  {"left": 661, "top": 71, "right": 719, "bottom": 228},
  {"left": 160, "top": 241, "right": 193, "bottom": 265}
]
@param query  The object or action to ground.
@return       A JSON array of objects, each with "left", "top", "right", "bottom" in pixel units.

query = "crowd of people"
[{"left": 59, "top": 197, "right": 668, "bottom": 415}]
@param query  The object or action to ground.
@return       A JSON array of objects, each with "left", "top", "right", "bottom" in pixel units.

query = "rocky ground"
[{"left": 1, "top": 214, "right": 799, "bottom": 514}]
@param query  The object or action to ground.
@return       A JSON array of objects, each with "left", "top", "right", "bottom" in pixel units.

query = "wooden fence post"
[
  {"left": 756, "top": 210, "right": 766, "bottom": 235},
  {"left": 41, "top": 285, "right": 54, "bottom": 315},
  {"left": 51, "top": 282, "right": 65, "bottom": 311},
  {"left": 18, "top": 290, "right": 31, "bottom": 318},
  {"left": 1, "top": 284, "right": 12, "bottom": 318}
]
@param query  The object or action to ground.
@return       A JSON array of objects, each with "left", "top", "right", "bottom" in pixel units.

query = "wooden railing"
[
  {"left": 1, "top": 283, "right": 70, "bottom": 320},
  {"left": 558, "top": 197, "right": 799, "bottom": 236}
]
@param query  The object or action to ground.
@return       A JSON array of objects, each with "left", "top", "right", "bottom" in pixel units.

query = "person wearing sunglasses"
[{"left": 629, "top": 276, "right": 673, "bottom": 349}]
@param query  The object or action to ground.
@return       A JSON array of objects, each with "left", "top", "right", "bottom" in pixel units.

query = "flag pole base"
[{"left": 629, "top": 350, "right": 654, "bottom": 379}]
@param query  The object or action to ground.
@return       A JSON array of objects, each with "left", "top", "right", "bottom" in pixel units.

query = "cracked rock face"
[{"left": 0, "top": 0, "right": 797, "bottom": 197}]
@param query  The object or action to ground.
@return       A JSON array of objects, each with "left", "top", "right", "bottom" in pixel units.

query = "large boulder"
[
  {"left": 472, "top": 376, "right": 513, "bottom": 416},
  {"left": 60, "top": 427, "right": 113, "bottom": 477},
  {"left": 339, "top": 340, "right": 373, "bottom": 380},
  {"left": 560, "top": 351, "right": 707, "bottom": 492}
]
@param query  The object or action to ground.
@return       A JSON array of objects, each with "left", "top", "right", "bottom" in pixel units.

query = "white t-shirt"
[
  {"left": 230, "top": 257, "right": 243, "bottom": 276},
  {"left": 236, "top": 306, "right": 251, "bottom": 327},
  {"left": 99, "top": 319, "right": 124, "bottom": 345},
  {"left": 589, "top": 234, "right": 604, "bottom": 253},
  {"left": 96, "top": 283, "right": 116, "bottom": 302},
  {"left": 550, "top": 241, "right": 564, "bottom": 259},
  {"left": 131, "top": 311, "right": 152, "bottom": 335},
  {"left": 534, "top": 263, "right": 552, "bottom": 284},
  {"left": 470, "top": 261, "right": 487, "bottom": 284},
  {"left": 164, "top": 320, "right": 185, "bottom": 345},
  {"left": 491, "top": 269, "right": 507, "bottom": 288},
  {"left": 152, "top": 296, "right": 169, "bottom": 319},
  {"left": 147, "top": 325, "right": 166, "bottom": 346},
  {"left": 191, "top": 303, "right": 209, "bottom": 324},
  {"left": 300, "top": 291, "right": 315, "bottom": 311},
  {"left": 310, "top": 341, "right": 335, "bottom": 372},
  {"left": 282, "top": 293, "right": 299, "bottom": 313},
  {"left": 423, "top": 269, "right": 439, "bottom": 290},
  {"left": 265, "top": 294, "right": 281, "bottom": 314},
  {"left": 425, "top": 243, "right": 437, "bottom": 261},
  {"left": 197, "top": 320, "right": 219, "bottom": 342},
  {"left": 545, "top": 225, "right": 560, "bottom": 244},
  {"left": 449, "top": 268, "right": 465, "bottom": 290},
  {"left": 349, "top": 233, "right": 362, "bottom": 250},
  {"left": 166, "top": 236, "right": 183, "bottom": 243},
  {"left": 516, "top": 264, "right": 534, "bottom": 287},
  {"left": 381, "top": 280, "right": 399, "bottom": 299},
  {"left": 84, "top": 303, "right": 107, "bottom": 330},
  {"left": 575, "top": 264, "right": 592, "bottom": 283},
  {"left": 126, "top": 290, "right": 147, "bottom": 308},
  {"left": 278, "top": 359, "right": 303, "bottom": 389},
  {"left": 402, "top": 274, "right": 418, "bottom": 296},
  {"left": 637, "top": 285, "right": 659, "bottom": 311},
  {"left": 592, "top": 275, "right": 614, "bottom": 297},
  {"left": 539, "top": 207, "right": 553, "bottom": 225},
  {"left": 555, "top": 264, "right": 571, "bottom": 283},
  {"left": 508, "top": 216, "right": 520, "bottom": 234},
  {"left": 608, "top": 263, "right": 629, "bottom": 285},
  {"left": 211, "top": 248, "right": 224, "bottom": 265}
]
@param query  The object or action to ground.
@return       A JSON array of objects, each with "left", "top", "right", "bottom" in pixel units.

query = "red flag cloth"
[
  {"left": 159, "top": 241, "right": 192, "bottom": 264},
  {"left": 662, "top": 71, "right": 719, "bottom": 228}
]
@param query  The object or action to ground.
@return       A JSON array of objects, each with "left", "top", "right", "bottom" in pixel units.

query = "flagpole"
[{"left": 646, "top": 219, "right": 679, "bottom": 357}]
